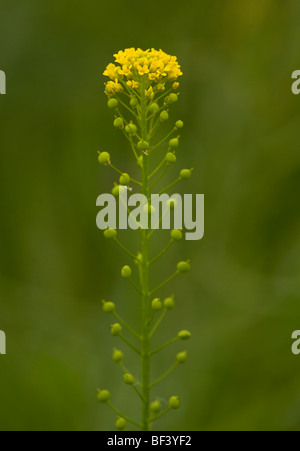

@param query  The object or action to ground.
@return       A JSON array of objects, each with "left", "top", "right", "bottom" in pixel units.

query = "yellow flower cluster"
[{"left": 103, "top": 48, "right": 182, "bottom": 96}]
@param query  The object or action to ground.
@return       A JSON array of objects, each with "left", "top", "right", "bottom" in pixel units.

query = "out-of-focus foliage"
[{"left": 0, "top": 0, "right": 299, "bottom": 431}]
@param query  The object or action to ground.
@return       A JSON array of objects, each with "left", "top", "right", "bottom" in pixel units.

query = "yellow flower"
[
  {"left": 103, "top": 48, "right": 183, "bottom": 94},
  {"left": 105, "top": 80, "right": 124, "bottom": 96},
  {"left": 145, "top": 86, "right": 154, "bottom": 100},
  {"left": 172, "top": 82, "right": 180, "bottom": 90},
  {"left": 127, "top": 80, "right": 139, "bottom": 89}
]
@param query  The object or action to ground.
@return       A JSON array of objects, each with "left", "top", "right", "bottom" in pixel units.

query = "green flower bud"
[
  {"left": 113, "top": 117, "right": 124, "bottom": 128},
  {"left": 107, "top": 98, "right": 118, "bottom": 109},
  {"left": 125, "top": 123, "right": 137, "bottom": 135},
  {"left": 180, "top": 169, "right": 192, "bottom": 180},
  {"left": 169, "top": 396, "right": 180, "bottom": 409},
  {"left": 137, "top": 156, "right": 143, "bottom": 168},
  {"left": 165, "top": 152, "right": 177, "bottom": 164},
  {"left": 160, "top": 110, "right": 169, "bottom": 122},
  {"left": 175, "top": 120, "right": 184, "bottom": 129},
  {"left": 167, "top": 93, "right": 178, "bottom": 104},
  {"left": 104, "top": 229, "right": 117, "bottom": 239},
  {"left": 97, "top": 389, "right": 111, "bottom": 403},
  {"left": 134, "top": 252, "right": 143, "bottom": 266},
  {"left": 150, "top": 400, "right": 161, "bottom": 414},
  {"left": 112, "top": 348, "right": 124, "bottom": 363},
  {"left": 121, "top": 265, "right": 132, "bottom": 278},
  {"left": 149, "top": 103, "right": 159, "bottom": 114},
  {"left": 98, "top": 151, "right": 111, "bottom": 165},
  {"left": 123, "top": 373, "right": 135, "bottom": 385},
  {"left": 177, "top": 261, "right": 191, "bottom": 273},
  {"left": 116, "top": 417, "right": 126, "bottom": 431},
  {"left": 102, "top": 301, "right": 116, "bottom": 314},
  {"left": 152, "top": 298, "right": 162, "bottom": 311},
  {"left": 171, "top": 229, "right": 183, "bottom": 241},
  {"left": 163, "top": 296, "right": 175, "bottom": 310},
  {"left": 169, "top": 138, "right": 179, "bottom": 148},
  {"left": 176, "top": 351, "right": 188, "bottom": 364},
  {"left": 112, "top": 185, "right": 120, "bottom": 197},
  {"left": 119, "top": 173, "right": 131, "bottom": 185},
  {"left": 111, "top": 323, "right": 122, "bottom": 336},
  {"left": 137, "top": 140, "right": 149, "bottom": 151},
  {"left": 130, "top": 97, "right": 139, "bottom": 107},
  {"left": 178, "top": 330, "right": 192, "bottom": 340},
  {"left": 157, "top": 83, "right": 165, "bottom": 92}
]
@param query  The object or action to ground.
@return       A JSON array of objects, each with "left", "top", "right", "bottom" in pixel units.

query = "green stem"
[
  {"left": 149, "top": 310, "right": 166, "bottom": 339},
  {"left": 113, "top": 312, "right": 141, "bottom": 340},
  {"left": 150, "top": 407, "right": 171, "bottom": 423},
  {"left": 107, "top": 401, "right": 142, "bottom": 429},
  {"left": 140, "top": 85, "right": 151, "bottom": 431},
  {"left": 149, "top": 240, "right": 174, "bottom": 265},
  {"left": 150, "top": 336, "right": 179, "bottom": 356},
  {"left": 119, "top": 334, "right": 141, "bottom": 355},
  {"left": 150, "top": 362, "right": 179, "bottom": 389},
  {"left": 158, "top": 177, "right": 182, "bottom": 196},
  {"left": 150, "top": 271, "right": 180, "bottom": 296},
  {"left": 113, "top": 238, "right": 137, "bottom": 260},
  {"left": 150, "top": 127, "right": 176, "bottom": 153}
]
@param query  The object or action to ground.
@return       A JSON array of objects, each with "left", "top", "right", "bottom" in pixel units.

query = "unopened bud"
[
  {"left": 98, "top": 151, "right": 111, "bottom": 165},
  {"left": 104, "top": 229, "right": 117, "bottom": 239},
  {"left": 169, "top": 396, "right": 180, "bottom": 409},
  {"left": 97, "top": 389, "right": 111, "bottom": 403},
  {"left": 111, "top": 323, "right": 122, "bottom": 336},
  {"left": 177, "top": 261, "right": 191, "bottom": 273},
  {"left": 121, "top": 265, "right": 132, "bottom": 278}
]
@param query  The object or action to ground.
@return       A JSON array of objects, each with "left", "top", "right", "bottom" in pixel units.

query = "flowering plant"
[{"left": 97, "top": 48, "right": 193, "bottom": 431}]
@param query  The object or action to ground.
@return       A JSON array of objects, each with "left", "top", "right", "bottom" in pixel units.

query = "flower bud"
[
  {"left": 119, "top": 173, "right": 131, "bottom": 185},
  {"left": 171, "top": 229, "right": 183, "bottom": 241},
  {"left": 160, "top": 111, "right": 169, "bottom": 122},
  {"left": 157, "top": 83, "right": 165, "bottom": 92},
  {"left": 134, "top": 252, "right": 143, "bottom": 265},
  {"left": 113, "top": 117, "right": 124, "bottom": 128},
  {"left": 137, "top": 156, "right": 143, "bottom": 168},
  {"left": 130, "top": 97, "right": 139, "bottom": 107},
  {"left": 112, "top": 348, "right": 124, "bottom": 363},
  {"left": 112, "top": 185, "right": 120, "bottom": 197},
  {"left": 180, "top": 169, "right": 192, "bottom": 180},
  {"left": 111, "top": 323, "right": 122, "bottom": 336},
  {"left": 167, "top": 93, "right": 178, "bottom": 104},
  {"left": 98, "top": 151, "right": 111, "bottom": 165},
  {"left": 165, "top": 152, "right": 177, "bottom": 164},
  {"left": 169, "top": 138, "right": 179, "bottom": 148},
  {"left": 125, "top": 123, "right": 137, "bottom": 135},
  {"left": 149, "top": 103, "right": 159, "bottom": 114},
  {"left": 178, "top": 330, "right": 192, "bottom": 340},
  {"left": 97, "top": 389, "right": 111, "bottom": 403},
  {"left": 123, "top": 373, "right": 135, "bottom": 385},
  {"left": 169, "top": 396, "right": 180, "bottom": 409},
  {"left": 176, "top": 351, "right": 188, "bottom": 364},
  {"left": 150, "top": 400, "right": 161, "bottom": 414},
  {"left": 172, "top": 82, "right": 180, "bottom": 90},
  {"left": 116, "top": 417, "right": 126, "bottom": 431},
  {"left": 177, "top": 261, "right": 191, "bottom": 273},
  {"left": 152, "top": 298, "right": 162, "bottom": 311},
  {"left": 102, "top": 301, "right": 116, "bottom": 314},
  {"left": 104, "top": 229, "right": 117, "bottom": 239},
  {"left": 107, "top": 98, "right": 118, "bottom": 109},
  {"left": 121, "top": 265, "right": 132, "bottom": 278},
  {"left": 175, "top": 120, "right": 184, "bottom": 129},
  {"left": 137, "top": 140, "right": 149, "bottom": 151},
  {"left": 163, "top": 295, "right": 175, "bottom": 310}
]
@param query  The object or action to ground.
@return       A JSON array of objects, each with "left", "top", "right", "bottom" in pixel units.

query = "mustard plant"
[{"left": 97, "top": 48, "right": 193, "bottom": 431}]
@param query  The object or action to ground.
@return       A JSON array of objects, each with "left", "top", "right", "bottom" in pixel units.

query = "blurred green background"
[{"left": 0, "top": 0, "right": 300, "bottom": 431}]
